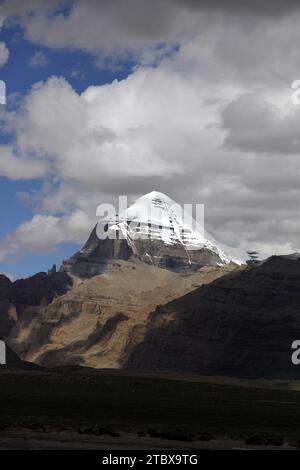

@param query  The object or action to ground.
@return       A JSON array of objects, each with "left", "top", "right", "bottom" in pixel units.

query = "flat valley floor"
[{"left": 1, "top": 366, "right": 300, "bottom": 450}]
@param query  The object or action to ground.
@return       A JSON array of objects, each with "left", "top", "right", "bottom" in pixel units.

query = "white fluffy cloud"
[
  {"left": 0, "top": 210, "right": 94, "bottom": 263},
  {"left": 9, "top": 74, "right": 185, "bottom": 184},
  {"left": 0, "top": 145, "right": 47, "bottom": 179},
  {"left": 2, "top": 1, "right": 300, "bottom": 264}
]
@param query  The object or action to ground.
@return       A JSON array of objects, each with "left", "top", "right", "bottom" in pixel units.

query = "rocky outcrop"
[
  {"left": 126, "top": 256, "right": 300, "bottom": 379},
  {"left": 61, "top": 227, "right": 133, "bottom": 278},
  {"left": 13, "top": 271, "right": 73, "bottom": 308},
  {"left": 0, "top": 271, "right": 73, "bottom": 339}
]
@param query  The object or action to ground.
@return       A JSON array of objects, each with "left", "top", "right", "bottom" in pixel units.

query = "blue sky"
[{"left": 0, "top": 19, "right": 132, "bottom": 279}]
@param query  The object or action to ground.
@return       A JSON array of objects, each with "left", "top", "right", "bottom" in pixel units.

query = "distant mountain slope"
[
  {"left": 5, "top": 255, "right": 300, "bottom": 379},
  {"left": 6, "top": 260, "right": 237, "bottom": 368},
  {"left": 126, "top": 256, "right": 300, "bottom": 379}
]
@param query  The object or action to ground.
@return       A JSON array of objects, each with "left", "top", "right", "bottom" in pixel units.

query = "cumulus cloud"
[
  {"left": 29, "top": 50, "right": 49, "bottom": 67},
  {"left": 0, "top": 67, "right": 231, "bottom": 257},
  {"left": 0, "top": 145, "right": 47, "bottom": 179},
  {"left": 0, "top": 210, "right": 94, "bottom": 263},
  {"left": 2, "top": 65, "right": 300, "bottom": 260},
  {"left": 2, "top": 0, "right": 300, "bottom": 264},
  {"left": 2, "top": 0, "right": 189, "bottom": 65},
  {"left": 221, "top": 93, "right": 300, "bottom": 155},
  {"left": 0, "top": 42, "right": 9, "bottom": 67},
  {"left": 3, "top": 0, "right": 300, "bottom": 73},
  {"left": 8, "top": 74, "right": 183, "bottom": 184}
]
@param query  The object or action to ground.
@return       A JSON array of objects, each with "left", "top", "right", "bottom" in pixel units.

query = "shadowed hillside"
[{"left": 126, "top": 256, "right": 300, "bottom": 379}]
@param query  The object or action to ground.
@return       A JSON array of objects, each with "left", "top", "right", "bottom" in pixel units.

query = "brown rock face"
[
  {"left": 7, "top": 260, "right": 236, "bottom": 368},
  {"left": 126, "top": 256, "right": 300, "bottom": 379},
  {"left": 61, "top": 226, "right": 226, "bottom": 278},
  {"left": 61, "top": 227, "right": 133, "bottom": 278}
]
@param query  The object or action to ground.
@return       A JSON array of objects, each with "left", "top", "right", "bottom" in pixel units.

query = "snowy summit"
[{"left": 104, "top": 191, "right": 245, "bottom": 265}]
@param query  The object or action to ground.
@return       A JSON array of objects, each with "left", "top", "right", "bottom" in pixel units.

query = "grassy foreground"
[{"left": 1, "top": 366, "right": 300, "bottom": 445}]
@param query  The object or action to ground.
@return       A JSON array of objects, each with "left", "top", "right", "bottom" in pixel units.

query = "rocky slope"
[
  {"left": 6, "top": 260, "right": 237, "bottom": 368},
  {"left": 126, "top": 256, "right": 300, "bottom": 379}
]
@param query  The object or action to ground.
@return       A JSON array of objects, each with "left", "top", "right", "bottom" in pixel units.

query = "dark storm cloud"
[
  {"left": 4, "top": 0, "right": 300, "bottom": 78},
  {"left": 172, "top": 0, "right": 300, "bottom": 16},
  {"left": 221, "top": 94, "right": 300, "bottom": 155}
]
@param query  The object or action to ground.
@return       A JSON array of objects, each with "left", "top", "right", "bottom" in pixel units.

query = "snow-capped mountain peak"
[{"left": 104, "top": 191, "right": 244, "bottom": 265}]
